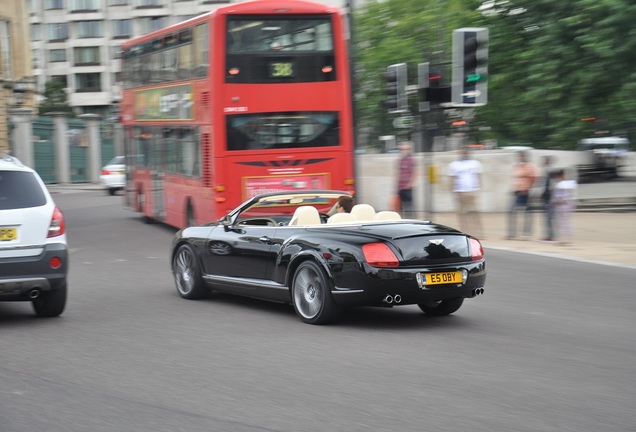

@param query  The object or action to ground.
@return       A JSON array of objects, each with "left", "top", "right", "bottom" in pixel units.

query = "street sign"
[
  {"left": 461, "top": 90, "right": 482, "bottom": 98},
  {"left": 393, "top": 115, "right": 413, "bottom": 129}
]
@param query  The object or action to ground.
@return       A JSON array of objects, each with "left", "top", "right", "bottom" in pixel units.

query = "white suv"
[{"left": 0, "top": 155, "right": 68, "bottom": 317}]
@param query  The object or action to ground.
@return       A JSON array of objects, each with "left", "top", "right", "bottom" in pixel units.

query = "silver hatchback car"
[{"left": 0, "top": 155, "right": 68, "bottom": 317}]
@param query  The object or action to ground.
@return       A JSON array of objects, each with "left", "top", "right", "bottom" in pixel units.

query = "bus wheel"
[
  {"left": 136, "top": 188, "right": 144, "bottom": 212},
  {"left": 137, "top": 188, "right": 153, "bottom": 224},
  {"left": 186, "top": 202, "right": 195, "bottom": 227}
]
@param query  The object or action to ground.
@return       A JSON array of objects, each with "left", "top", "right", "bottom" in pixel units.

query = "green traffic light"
[{"left": 466, "top": 74, "right": 481, "bottom": 83}]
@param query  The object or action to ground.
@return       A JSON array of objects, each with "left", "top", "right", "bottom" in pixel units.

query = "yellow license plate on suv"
[
  {"left": 420, "top": 271, "right": 462, "bottom": 286},
  {"left": 0, "top": 227, "right": 17, "bottom": 241}
]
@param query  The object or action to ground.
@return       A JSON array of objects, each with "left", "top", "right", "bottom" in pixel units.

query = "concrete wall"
[{"left": 355, "top": 149, "right": 636, "bottom": 213}]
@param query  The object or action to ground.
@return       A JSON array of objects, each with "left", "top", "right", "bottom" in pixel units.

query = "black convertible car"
[{"left": 171, "top": 191, "right": 486, "bottom": 324}]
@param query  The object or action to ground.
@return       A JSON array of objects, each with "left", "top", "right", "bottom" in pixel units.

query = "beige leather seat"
[
  {"left": 289, "top": 206, "right": 322, "bottom": 226},
  {"left": 327, "top": 212, "right": 358, "bottom": 224},
  {"left": 374, "top": 211, "right": 402, "bottom": 221},
  {"left": 350, "top": 204, "right": 376, "bottom": 221}
]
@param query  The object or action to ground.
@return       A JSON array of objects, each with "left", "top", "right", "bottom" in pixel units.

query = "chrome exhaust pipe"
[
  {"left": 383, "top": 294, "right": 394, "bottom": 304},
  {"left": 472, "top": 288, "right": 485, "bottom": 296},
  {"left": 29, "top": 289, "right": 40, "bottom": 299},
  {"left": 393, "top": 294, "right": 402, "bottom": 304}
]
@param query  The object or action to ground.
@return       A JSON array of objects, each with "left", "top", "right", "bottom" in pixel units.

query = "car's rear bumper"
[
  {"left": 331, "top": 260, "right": 486, "bottom": 307},
  {"left": 0, "top": 243, "right": 68, "bottom": 300}
]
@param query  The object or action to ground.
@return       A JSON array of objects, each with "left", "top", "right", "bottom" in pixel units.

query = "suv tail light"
[
  {"left": 470, "top": 238, "right": 484, "bottom": 261},
  {"left": 48, "top": 207, "right": 66, "bottom": 238},
  {"left": 362, "top": 242, "right": 399, "bottom": 267}
]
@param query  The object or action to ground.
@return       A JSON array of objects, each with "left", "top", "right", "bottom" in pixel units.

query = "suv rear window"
[{"left": 0, "top": 171, "right": 47, "bottom": 210}]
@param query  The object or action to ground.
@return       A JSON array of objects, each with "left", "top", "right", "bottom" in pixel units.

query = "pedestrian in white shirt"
[
  {"left": 551, "top": 168, "right": 578, "bottom": 245},
  {"left": 448, "top": 147, "right": 484, "bottom": 239}
]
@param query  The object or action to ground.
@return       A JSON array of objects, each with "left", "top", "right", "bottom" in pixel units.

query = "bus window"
[
  {"left": 226, "top": 112, "right": 339, "bottom": 151},
  {"left": 226, "top": 17, "right": 336, "bottom": 83},
  {"left": 193, "top": 23, "right": 209, "bottom": 78}
]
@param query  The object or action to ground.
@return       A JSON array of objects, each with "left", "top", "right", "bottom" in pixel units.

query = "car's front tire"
[
  {"left": 32, "top": 283, "right": 67, "bottom": 317},
  {"left": 291, "top": 261, "right": 342, "bottom": 325},
  {"left": 173, "top": 243, "right": 209, "bottom": 299},
  {"left": 418, "top": 298, "right": 464, "bottom": 316}
]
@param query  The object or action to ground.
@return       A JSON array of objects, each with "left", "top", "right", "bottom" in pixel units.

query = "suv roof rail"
[{"left": 1, "top": 154, "right": 24, "bottom": 166}]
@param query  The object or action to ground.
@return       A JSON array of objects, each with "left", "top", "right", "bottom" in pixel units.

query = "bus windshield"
[
  {"left": 227, "top": 112, "right": 339, "bottom": 151},
  {"left": 226, "top": 17, "right": 336, "bottom": 83},
  {"left": 227, "top": 17, "right": 333, "bottom": 53}
]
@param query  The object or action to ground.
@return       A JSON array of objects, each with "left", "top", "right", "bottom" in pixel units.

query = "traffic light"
[
  {"left": 384, "top": 63, "right": 407, "bottom": 113},
  {"left": 452, "top": 28, "right": 488, "bottom": 106},
  {"left": 418, "top": 62, "right": 451, "bottom": 109}
]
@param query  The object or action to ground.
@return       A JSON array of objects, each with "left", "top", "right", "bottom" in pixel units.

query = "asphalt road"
[{"left": 1, "top": 191, "right": 635, "bottom": 432}]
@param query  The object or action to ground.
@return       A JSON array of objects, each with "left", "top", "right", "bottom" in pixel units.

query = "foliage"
[
  {"left": 353, "top": 0, "right": 475, "bottom": 147},
  {"left": 352, "top": 0, "right": 636, "bottom": 149},
  {"left": 38, "top": 80, "right": 74, "bottom": 117}
]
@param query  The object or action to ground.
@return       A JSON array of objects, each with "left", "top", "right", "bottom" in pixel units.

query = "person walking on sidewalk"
[
  {"left": 539, "top": 155, "right": 556, "bottom": 242},
  {"left": 397, "top": 141, "right": 416, "bottom": 217},
  {"left": 507, "top": 150, "right": 539, "bottom": 239},
  {"left": 551, "top": 168, "right": 578, "bottom": 245},
  {"left": 448, "top": 147, "right": 484, "bottom": 239}
]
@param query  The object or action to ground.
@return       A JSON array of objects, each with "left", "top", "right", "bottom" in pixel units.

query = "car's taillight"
[
  {"left": 48, "top": 207, "right": 66, "bottom": 238},
  {"left": 470, "top": 238, "right": 484, "bottom": 261},
  {"left": 101, "top": 169, "right": 110, "bottom": 176},
  {"left": 362, "top": 242, "right": 399, "bottom": 267}
]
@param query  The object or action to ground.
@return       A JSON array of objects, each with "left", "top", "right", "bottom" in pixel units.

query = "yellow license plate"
[
  {"left": 422, "top": 271, "right": 462, "bottom": 285},
  {"left": 0, "top": 227, "right": 17, "bottom": 241}
]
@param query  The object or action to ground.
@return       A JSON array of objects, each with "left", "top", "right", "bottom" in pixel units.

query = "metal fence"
[{"left": 22, "top": 116, "right": 117, "bottom": 183}]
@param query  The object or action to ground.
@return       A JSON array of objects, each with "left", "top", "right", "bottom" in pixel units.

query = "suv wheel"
[{"left": 32, "top": 283, "right": 67, "bottom": 317}]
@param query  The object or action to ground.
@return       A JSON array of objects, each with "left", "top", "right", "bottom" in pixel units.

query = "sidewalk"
[{"left": 431, "top": 211, "right": 636, "bottom": 268}]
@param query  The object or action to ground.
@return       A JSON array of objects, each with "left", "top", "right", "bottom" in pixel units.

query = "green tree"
[
  {"left": 353, "top": 0, "right": 477, "bottom": 149},
  {"left": 476, "top": 0, "right": 636, "bottom": 148},
  {"left": 353, "top": 0, "right": 636, "bottom": 150},
  {"left": 38, "top": 80, "right": 74, "bottom": 116}
]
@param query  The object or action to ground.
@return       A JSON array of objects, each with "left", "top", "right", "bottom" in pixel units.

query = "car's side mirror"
[{"left": 221, "top": 215, "right": 233, "bottom": 230}]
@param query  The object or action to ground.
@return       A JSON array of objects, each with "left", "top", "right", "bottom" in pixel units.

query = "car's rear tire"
[
  {"left": 173, "top": 243, "right": 209, "bottom": 299},
  {"left": 418, "top": 297, "right": 464, "bottom": 316},
  {"left": 291, "top": 261, "right": 342, "bottom": 325},
  {"left": 108, "top": 188, "right": 116, "bottom": 196},
  {"left": 32, "top": 283, "right": 67, "bottom": 317}
]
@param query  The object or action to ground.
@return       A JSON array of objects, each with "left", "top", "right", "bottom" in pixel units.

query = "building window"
[
  {"left": 49, "top": 48, "right": 67, "bottom": 62},
  {"left": 77, "top": 21, "right": 104, "bottom": 38},
  {"left": 70, "top": 0, "right": 99, "bottom": 11},
  {"left": 30, "top": 0, "right": 39, "bottom": 15},
  {"left": 76, "top": 73, "right": 102, "bottom": 92},
  {"left": 47, "top": 23, "right": 69, "bottom": 42},
  {"left": 32, "top": 49, "right": 40, "bottom": 69},
  {"left": 139, "top": 17, "right": 166, "bottom": 35},
  {"left": 45, "top": 0, "right": 65, "bottom": 9},
  {"left": 112, "top": 20, "right": 132, "bottom": 39},
  {"left": 52, "top": 75, "right": 68, "bottom": 87},
  {"left": 111, "top": 46, "right": 123, "bottom": 59},
  {"left": 135, "top": 0, "right": 164, "bottom": 7},
  {"left": 31, "top": 24, "right": 42, "bottom": 41},
  {"left": 0, "top": 20, "right": 12, "bottom": 79},
  {"left": 109, "top": 0, "right": 129, "bottom": 5},
  {"left": 74, "top": 47, "right": 101, "bottom": 65}
]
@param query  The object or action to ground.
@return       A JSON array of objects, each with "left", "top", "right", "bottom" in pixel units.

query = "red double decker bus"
[{"left": 120, "top": 0, "right": 355, "bottom": 228}]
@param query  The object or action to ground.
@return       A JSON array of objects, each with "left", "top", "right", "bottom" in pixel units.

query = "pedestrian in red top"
[
  {"left": 397, "top": 141, "right": 416, "bottom": 218},
  {"left": 507, "top": 150, "right": 539, "bottom": 239}
]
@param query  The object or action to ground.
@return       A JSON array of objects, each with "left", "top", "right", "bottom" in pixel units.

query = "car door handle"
[{"left": 259, "top": 236, "right": 271, "bottom": 243}]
